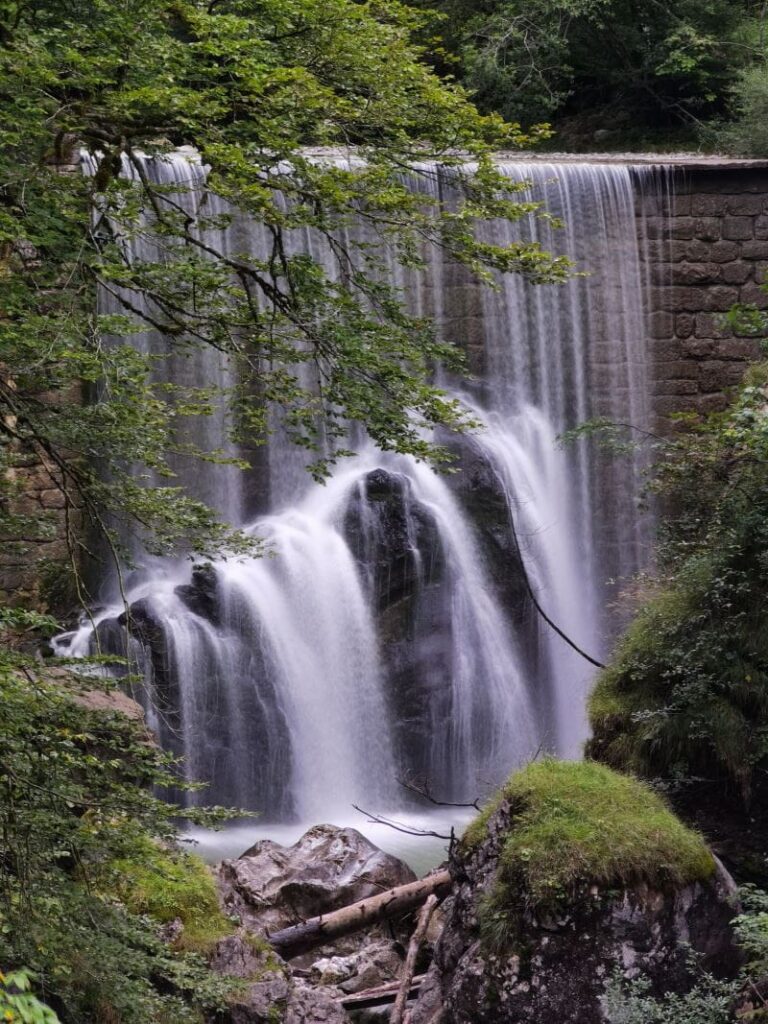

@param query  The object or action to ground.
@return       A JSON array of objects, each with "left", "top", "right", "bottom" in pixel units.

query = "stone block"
[
  {"left": 652, "top": 339, "right": 683, "bottom": 360},
  {"left": 721, "top": 262, "right": 752, "bottom": 285},
  {"left": 654, "top": 395, "right": 699, "bottom": 415},
  {"left": 684, "top": 338, "right": 716, "bottom": 358},
  {"left": 740, "top": 281, "right": 768, "bottom": 308},
  {"left": 669, "top": 218, "right": 696, "bottom": 240},
  {"left": 691, "top": 195, "right": 726, "bottom": 217},
  {"left": 675, "top": 313, "right": 695, "bottom": 338},
  {"left": 755, "top": 215, "right": 768, "bottom": 240},
  {"left": 656, "top": 359, "right": 697, "bottom": 380},
  {"left": 714, "top": 338, "right": 761, "bottom": 361},
  {"left": 695, "top": 313, "right": 732, "bottom": 340},
  {"left": 640, "top": 239, "right": 678, "bottom": 262},
  {"left": 672, "top": 263, "right": 721, "bottom": 285},
  {"left": 693, "top": 218, "right": 721, "bottom": 241},
  {"left": 653, "top": 379, "right": 698, "bottom": 395},
  {"left": 698, "top": 361, "right": 749, "bottom": 392},
  {"left": 670, "top": 194, "right": 692, "bottom": 216},
  {"left": 39, "top": 488, "right": 66, "bottom": 510},
  {"left": 650, "top": 263, "right": 676, "bottom": 285},
  {"left": 698, "top": 393, "right": 730, "bottom": 414},
  {"left": 639, "top": 194, "right": 662, "bottom": 216},
  {"left": 687, "top": 240, "right": 739, "bottom": 263},
  {"left": 649, "top": 311, "right": 674, "bottom": 339},
  {"left": 658, "top": 285, "right": 737, "bottom": 313},
  {"left": 741, "top": 241, "right": 768, "bottom": 260},
  {"left": 653, "top": 286, "right": 701, "bottom": 312},
  {"left": 726, "top": 195, "right": 763, "bottom": 216},
  {"left": 722, "top": 217, "right": 754, "bottom": 241},
  {"left": 702, "top": 286, "right": 740, "bottom": 311}
]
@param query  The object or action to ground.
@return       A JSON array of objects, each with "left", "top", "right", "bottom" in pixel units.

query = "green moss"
[
  {"left": 105, "top": 839, "right": 234, "bottom": 952},
  {"left": 465, "top": 760, "right": 714, "bottom": 920}
]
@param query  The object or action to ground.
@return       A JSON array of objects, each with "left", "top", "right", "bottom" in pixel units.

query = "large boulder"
[
  {"left": 216, "top": 824, "right": 417, "bottom": 935},
  {"left": 410, "top": 759, "right": 740, "bottom": 1024}
]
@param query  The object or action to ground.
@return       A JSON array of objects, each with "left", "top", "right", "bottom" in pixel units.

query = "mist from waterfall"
[{"left": 58, "top": 153, "right": 653, "bottom": 821}]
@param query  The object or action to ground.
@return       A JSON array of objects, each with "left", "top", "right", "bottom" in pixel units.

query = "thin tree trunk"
[{"left": 390, "top": 894, "right": 439, "bottom": 1024}]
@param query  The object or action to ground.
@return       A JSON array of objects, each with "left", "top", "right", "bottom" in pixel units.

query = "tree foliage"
[
  {"left": 0, "top": 650, "right": 243, "bottom": 1021},
  {"left": 416, "top": 0, "right": 764, "bottom": 144},
  {"left": 589, "top": 336, "right": 768, "bottom": 805},
  {"left": 0, "top": 0, "right": 569, "bottom": 580}
]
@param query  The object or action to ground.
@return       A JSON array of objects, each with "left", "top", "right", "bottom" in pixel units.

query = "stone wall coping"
[{"left": 495, "top": 151, "right": 768, "bottom": 170}]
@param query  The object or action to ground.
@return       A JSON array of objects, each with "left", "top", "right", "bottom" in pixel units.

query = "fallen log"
[
  {"left": 390, "top": 894, "right": 438, "bottom": 1024},
  {"left": 339, "top": 975, "right": 427, "bottom": 1010},
  {"left": 267, "top": 869, "right": 451, "bottom": 959}
]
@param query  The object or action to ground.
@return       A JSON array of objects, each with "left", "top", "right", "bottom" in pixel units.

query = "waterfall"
[{"left": 56, "top": 154, "right": 653, "bottom": 820}]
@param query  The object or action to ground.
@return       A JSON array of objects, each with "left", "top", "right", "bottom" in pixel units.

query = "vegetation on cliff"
[
  {"left": 589, "top": 360, "right": 768, "bottom": 807},
  {"left": 0, "top": 656, "right": 243, "bottom": 1021}
]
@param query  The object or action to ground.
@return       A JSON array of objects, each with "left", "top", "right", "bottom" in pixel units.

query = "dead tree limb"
[
  {"left": 267, "top": 870, "right": 451, "bottom": 960},
  {"left": 338, "top": 975, "right": 427, "bottom": 1010},
  {"left": 390, "top": 894, "right": 438, "bottom": 1024}
]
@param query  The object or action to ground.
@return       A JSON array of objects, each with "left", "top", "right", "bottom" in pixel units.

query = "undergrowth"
[
  {"left": 103, "top": 840, "right": 235, "bottom": 953},
  {"left": 588, "top": 362, "right": 768, "bottom": 804}
]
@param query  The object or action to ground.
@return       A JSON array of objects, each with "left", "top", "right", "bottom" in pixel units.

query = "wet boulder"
[
  {"left": 411, "top": 759, "right": 740, "bottom": 1024},
  {"left": 215, "top": 824, "right": 417, "bottom": 935}
]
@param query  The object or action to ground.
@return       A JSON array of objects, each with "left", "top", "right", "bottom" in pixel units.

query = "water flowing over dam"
[{"left": 58, "top": 154, "right": 654, "bottom": 821}]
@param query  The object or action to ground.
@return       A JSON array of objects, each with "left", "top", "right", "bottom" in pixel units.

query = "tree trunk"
[
  {"left": 390, "top": 893, "right": 438, "bottom": 1024},
  {"left": 267, "top": 870, "right": 451, "bottom": 959}
]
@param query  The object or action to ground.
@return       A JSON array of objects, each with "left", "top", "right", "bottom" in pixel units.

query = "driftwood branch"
[
  {"left": 267, "top": 871, "right": 451, "bottom": 960},
  {"left": 398, "top": 777, "right": 481, "bottom": 811},
  {"left": 353, "top": 804, "right": 454, "bottom": 841},
  {"left": 391, "top": 894, "right": 438, "bottom": 1024}
]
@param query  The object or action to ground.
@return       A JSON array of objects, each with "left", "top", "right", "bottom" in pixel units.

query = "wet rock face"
[
  {"left": 174, "top": 561, "right": 220, "bottom": 624},
  {"left": 442, "top": 434, "right": 532, "bottom": 622},
  {"left": 344, "top": 468, "right": 445, "bottom": 614},
  {"left": 411, "top": 803, "right": 741, "bottom": 1024},
  {"left": 343, "top": 468, "right": 453, "bottom": 780},
  {"left": 215, "top": 824, "right": 417, "bottom": 935}
]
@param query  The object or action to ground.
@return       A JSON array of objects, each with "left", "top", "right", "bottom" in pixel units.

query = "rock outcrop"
[
  {"left": 210, "top": 826, "right": 426, "bottom": 1021},
  {"left": 410, "top": 760, "right": 741, "bottom": 1024}
]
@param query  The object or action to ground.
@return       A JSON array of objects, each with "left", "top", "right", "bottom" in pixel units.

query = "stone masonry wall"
[
  {"left": 0, "top": 443, "right": 71, "bottom": 609},
  {"left": 638, "top": 164, "right": 768, "bottom": 432}
]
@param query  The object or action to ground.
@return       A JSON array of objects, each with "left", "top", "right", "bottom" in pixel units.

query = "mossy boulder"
[{"left": 410, "top": 760, "right": 739, "bottom": 1024}]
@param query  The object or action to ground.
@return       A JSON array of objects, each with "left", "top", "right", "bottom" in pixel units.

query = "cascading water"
[{"left": 57, "top": 153, "right": 654, "bottom": 826}]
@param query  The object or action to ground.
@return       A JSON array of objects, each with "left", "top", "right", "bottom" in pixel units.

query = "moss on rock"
[
  {"left": 105, "top": 838, "right": 234, "bottom": 952},
  {"left": 464, "top": 759, "right": 714, "bottom": 917}
]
